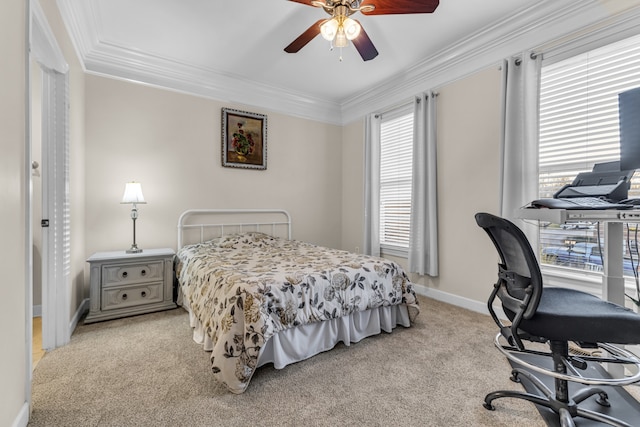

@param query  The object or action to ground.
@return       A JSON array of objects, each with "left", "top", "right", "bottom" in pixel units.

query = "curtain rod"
[{"left": 515, "top": 51, "right": 540, "bottom": 66}]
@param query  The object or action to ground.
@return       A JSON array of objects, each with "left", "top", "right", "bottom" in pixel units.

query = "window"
[
  {"left": 379, "top": 107, "right": 414, "bottom": 254},
  {"left": 539, "top": 33, "right": 640, "bottom": 275}
]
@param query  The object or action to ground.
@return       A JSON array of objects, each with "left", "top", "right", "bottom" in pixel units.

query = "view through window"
[
  {"left": 538, "top": 34, "right": 640, "bottom": 276},
  {"left": 379, "top": 107, "right": 414, "bottom": 254}
]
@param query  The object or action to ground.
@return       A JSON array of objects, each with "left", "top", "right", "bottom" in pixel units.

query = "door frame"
[{"left": 29, "top": 0, "right": 70, "bottom": 361}]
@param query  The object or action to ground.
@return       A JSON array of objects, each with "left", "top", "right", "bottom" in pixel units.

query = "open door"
[{"left": 30, "top": 0, "right": 71, "bottom": 352}]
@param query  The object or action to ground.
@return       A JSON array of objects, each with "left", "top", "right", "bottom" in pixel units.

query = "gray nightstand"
[{"left": 85, "top": 248, "right": 176, "bottom": 323}]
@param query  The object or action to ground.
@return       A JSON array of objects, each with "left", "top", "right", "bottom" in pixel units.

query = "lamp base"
[{"left": 126, "top": 246, "right": 143, "bottom": 254}]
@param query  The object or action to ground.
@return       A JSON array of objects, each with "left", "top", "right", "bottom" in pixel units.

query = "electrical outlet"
[{"left": 355, "top": 246, "right": 360, "bottom": 254}]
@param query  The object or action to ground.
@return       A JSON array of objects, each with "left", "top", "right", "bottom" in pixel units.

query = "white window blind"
[
  {"left": 379, "top": 107, "right": 414, "bottom": 250},
  {"left": 539, "top": 33, "right": 640, "bottom": 198},
  {"left": 538, "top": 33, "right": 640, "bottom": 276}
]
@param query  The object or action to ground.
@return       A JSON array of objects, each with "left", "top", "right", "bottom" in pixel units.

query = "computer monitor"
[{"left": 619, "top": 87, "right": 640, "bottom": 171}]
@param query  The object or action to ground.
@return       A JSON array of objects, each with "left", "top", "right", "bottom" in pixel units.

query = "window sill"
[
  {"left": 380, "top": 245, "right": 408, "bottom": 259},
  {"left": 541, "top": 264, "right": 640, "bottom": 307}
]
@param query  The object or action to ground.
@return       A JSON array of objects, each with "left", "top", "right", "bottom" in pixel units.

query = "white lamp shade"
[
  {"left": 343, "top": 17, "right": 361, "bottom": 40},
  {"left": 334, "top": 27, "right": 348, "bottom": 48},
  {"left": 320, "top": 19, "right": 338, "bottom": 41},
  {"left": 121, "top": 182, "right": 146, "bottom": 204}
]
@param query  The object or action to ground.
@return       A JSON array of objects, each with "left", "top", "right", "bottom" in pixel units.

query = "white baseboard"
[
  {"left": 70, "top": 298, "right": 89, "bottom": 334},
  {"left": 413, "top": 284, "right": 508, "bottom": 320},
  {"left": 12, "top": 402, "right": 29, "bottom": 427},
  {"left": 414, "top": 284, "right": 489, "bottom": 315},
  {"left": 32, "top": 299, "right": 88, "bottom": 340}
]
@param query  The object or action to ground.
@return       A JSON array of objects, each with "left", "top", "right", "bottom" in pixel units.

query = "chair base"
[
  {"left": 484, "top": 368, "right": 631, "bottom": 427},
  {"left": 486, "top": 336, "right": 640, "bottom": 426}
]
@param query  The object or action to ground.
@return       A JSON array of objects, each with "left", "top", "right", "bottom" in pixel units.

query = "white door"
[{"left": 31, "top": 0, "right": 71, "bottom": 351}]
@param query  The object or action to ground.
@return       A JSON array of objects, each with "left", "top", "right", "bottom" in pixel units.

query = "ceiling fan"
[{"left": 284, "top": 0, "right": 440, "bottom": 61}]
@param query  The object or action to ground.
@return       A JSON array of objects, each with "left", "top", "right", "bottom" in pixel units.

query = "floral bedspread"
[{"left": 175, "top": 232, "right": 420, "bottom": 393}]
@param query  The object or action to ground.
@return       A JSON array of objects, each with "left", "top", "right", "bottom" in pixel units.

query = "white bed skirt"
[{"left": 184, "top": 304, "right": 411, "bottom": 370}]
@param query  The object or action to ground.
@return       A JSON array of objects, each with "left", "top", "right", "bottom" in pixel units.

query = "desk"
[{"left": 517, "top": 208, "right": 640, "bottom": 307}]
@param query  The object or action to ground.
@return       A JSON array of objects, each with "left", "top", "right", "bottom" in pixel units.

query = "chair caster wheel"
[
  {"left": 483, "top": 402, "right": 495, "bottom": 411},
  {"left": 510, "top": 372, "right": 520, "bottom": 383},
  {"left": 596, "top": 392, "right": 611, "bottom": 407}
]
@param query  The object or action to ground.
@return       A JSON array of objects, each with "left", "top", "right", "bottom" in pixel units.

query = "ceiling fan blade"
[
  {"left": 284, "top": 19, "right": 325, "bottom": 53},
  {"left": 361, "top": 0, "right": 439, "bottom": 15},
  {"left": 287, "top": 0, "right": 317, "bottom": 6},
  {"left": 352, "top": 24, "right": 378, "bottom": 61}
]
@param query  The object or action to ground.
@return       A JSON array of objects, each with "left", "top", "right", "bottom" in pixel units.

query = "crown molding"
[
  {"left": 340, "top": 0, "right": 640, "bottom": 124},
  {"left": 56, "top": 0, "right": 102, "bottom": 71},
  {"left": 83, "top": 40, "right": 344, "bottom": 125},
  {"left": 56, "top": 0, "right": 640, "bottom": 126},
  {"left": 56, "top": 0, "right": 343, "bottom": 124}
]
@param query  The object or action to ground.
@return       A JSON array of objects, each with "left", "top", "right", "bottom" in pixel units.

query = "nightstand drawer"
[
  {"left": 102, "top": 261, "right": 164, "bottom": 287},
  {"left": 86, "top": 248, "right": 176, "bottom": 323},
  {"left": 102, "top": 282, "right": 163, "bottom": 311}
]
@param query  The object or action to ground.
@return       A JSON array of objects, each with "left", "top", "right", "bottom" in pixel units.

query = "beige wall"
[
  {"left": 83, "top": 66, "right": 506, "bottom": 311},
  {"left": 340, "top": 120, "right": 365, "bottom": 253},
  {"left": 84, "top": 75, "right": 343, "bottom": 260},
  {"left": 409, "top": 66, "right": 503, "bottom": 303},
  {"left": 85, "top": 66, "right": 506, "bottom": 308},
  {"left": 0, "top": 1, "right": 27, "bottom": 425},
  {"left": 339, "top": 67, "right": 504, "bottom": 306}
]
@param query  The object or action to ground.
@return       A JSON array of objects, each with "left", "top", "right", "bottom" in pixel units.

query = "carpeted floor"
[{"left": 29, "top": 296, "right": 548, "bottom": 426}]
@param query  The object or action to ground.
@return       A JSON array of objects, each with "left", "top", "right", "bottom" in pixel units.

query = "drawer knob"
[
  {"left": 141, "top": 269, "right": 146, "bottom": 276},
  {"left": 122, "top": 271, "right": 128, "bottom": 278},
  {"left": 141, "top": 291, "right": 147, "bottom": 298},
  {"left": 122, "top": 293, "right": 128, "bottom": 300}
]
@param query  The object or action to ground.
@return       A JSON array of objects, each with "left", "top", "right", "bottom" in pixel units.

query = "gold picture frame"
[{"left": 221, "top": 108, "right": 267, "bottom": 170}]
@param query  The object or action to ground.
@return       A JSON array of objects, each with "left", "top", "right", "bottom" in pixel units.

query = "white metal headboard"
[{"left": 177, "top": 209, "right": 292, "bottom": 249}]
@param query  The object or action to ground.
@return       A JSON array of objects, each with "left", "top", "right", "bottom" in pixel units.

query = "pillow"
[{"left": 216, "top": 231, "right": 277, "bottom": 249}]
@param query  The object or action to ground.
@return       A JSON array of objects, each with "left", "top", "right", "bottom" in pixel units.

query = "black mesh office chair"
[{"left": 475, "top": 212, "right": 640, "bottom": 427}]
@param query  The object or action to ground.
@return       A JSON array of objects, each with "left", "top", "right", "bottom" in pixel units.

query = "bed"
[{"left": 175, "top": 209, "right": 420, "bottom": 393}]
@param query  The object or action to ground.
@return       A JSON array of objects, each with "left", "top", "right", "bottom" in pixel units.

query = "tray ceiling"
[{"left": 55, "top": 0, "right": 636, "bottom": 123}]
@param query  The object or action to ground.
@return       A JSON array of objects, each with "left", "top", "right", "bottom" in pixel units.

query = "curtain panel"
[
  {"left": 500, "top": 53, "right": 542, "bottom": 248},
  {"left": 364, "top": 114, "right": 381, "bottom": 257},
  {"left": 408, "top": 92, "right": 439, "bottom": 276}
]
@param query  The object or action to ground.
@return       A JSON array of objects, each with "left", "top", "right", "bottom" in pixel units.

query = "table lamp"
[{"left": 121, "top": 181, "right": 146, "bottom": 253}]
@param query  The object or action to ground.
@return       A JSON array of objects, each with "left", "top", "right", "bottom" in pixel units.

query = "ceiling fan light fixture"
[
  {"left": 335, "top": 26, "right": 348, "bottom": 48},
  {"left": 343, "top": 17, "right": 361, "bottom": 40},
  {"left": 320, "top": 18, "right": 339, "bottom": 41}
]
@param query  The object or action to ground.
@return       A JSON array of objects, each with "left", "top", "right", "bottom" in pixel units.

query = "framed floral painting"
[{"left": 221, "top": 108, "right": 267, "bottom": 170}]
